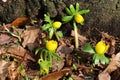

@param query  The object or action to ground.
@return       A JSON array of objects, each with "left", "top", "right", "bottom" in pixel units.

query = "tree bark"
[{"left": 0, "top": 0, "right": 120, "bottom": 36}]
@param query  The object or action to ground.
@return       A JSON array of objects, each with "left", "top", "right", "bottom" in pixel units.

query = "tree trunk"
[{"left": 0, "top": 0, "right": 120, "bottom": 36}]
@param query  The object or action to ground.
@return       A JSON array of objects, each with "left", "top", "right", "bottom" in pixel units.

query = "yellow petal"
[
  {"left": 95, "top": 41, "right": 108, "bottom": 54},
  {"left": 74, "top": 14, "right": 84, "bottom": 24},
  {"left": 46, "top": 40, "right": 58, "bottom": 51},
  {"left": 53, "top": 21, "right": 62, "bottom": 29}
]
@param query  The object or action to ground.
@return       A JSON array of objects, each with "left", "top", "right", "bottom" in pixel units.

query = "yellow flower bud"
[
  {"left": 74, "top": 14, "right": 84, "bottom": 24},
  {"left": 46, "top": 40, "right": 58, "bottom": 51},
  {"left": 53, "top": 21, "right": 62, "bottom": 29},
  {"left": 95, "top": 41, "right": 109, "bottom": 54}
]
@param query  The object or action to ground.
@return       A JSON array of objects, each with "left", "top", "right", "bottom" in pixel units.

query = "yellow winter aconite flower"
[
  {"left": 46, "top": 40, "right": 58, "bottom": 51},
  {"left": 74, "top": 14, "right": 84, "bottom": 24},
  {"left": 53, "top": 21, "right": 62, "bottom": 29},
  {"left": 95, "top": 41, "right": 109, "bottom": 54}
]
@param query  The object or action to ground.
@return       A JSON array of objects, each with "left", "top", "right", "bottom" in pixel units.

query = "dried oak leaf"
[
  {"left": 11, "top": 17, "right": 31, "bottom": 27},
  {"left": 6, "top": 45, "right": 35, "bottom": 61},
  {"left": 98, "top": 72, "right": 110, "bottom": 80},
  {"left": 0, "top": 60, "right": 20, "bottom": 80},
  {"left": 0, "top": 33, "right": 16, "bottom": 45},
  {"left": 8, "top": 62, "right": 18, "bottom": 80},
  {"left": 57, "top": 44, "right": 74, "bottom": 54},
  {"left": 51, "top": 44, "right": 74, "bottom": 71},
  {"left": 98, "top": 52, "right": 120, "bottom": 80},
  {"left": 40, "top": 68, "right": 72, "bottom": 80},
  {"left": 21, "top": 28, "right": 40, "bottom": 48},
  {"left": 0, "top": 60, "right": 11, "bottom": 80}
]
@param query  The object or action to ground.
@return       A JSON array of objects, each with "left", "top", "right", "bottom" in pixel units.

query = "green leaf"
[
  {"left": 19, "top": 64, "right": 25, "bottom": 76},
  {"left": 82, "top": 43, "right": 95, "bottom": 54},
  {"left": 69, "top": 4, "right": 76, "bottom": 14},
  {"left": 25, "top": 76, "right": 29, "bottom": 80},
  {"left": 56, "top": 31, "right": 63, "bottom": 38},
  {"left": 68, "top": 77, "right": 74, "bottom": 80},
  {"left": 93, "top": 53, "right": 109, "bottom": 65},
  {"left": 80, "top": 22, "right": 85, "bottom": 25},
  {"left": 65, "top": 7, "right": 72, "bottom": 15},
  {"left": 43, "top": 38, "right": 48, "bottom": 44},
  {"left": 101, "top": 59, "right": 106, "bottom": 65},
  {"left": 93, "top": 53, "right": 96, "bottom": 60},
  {"left": 42, "top": 24, "right": 51, "bottom": 31},
  {"left": 76, "top": 3, "right": 80, "bottom": 12},
  {"left": 35, "top": 48, "right": 41, "bottom": 55},
  {"left": 80, "top": 22, "right": 84, "bottom": 25},
  {"left": 105, "top": 57, "right": 109, "bottom": 64},
  {"left": 78, "top": 10, "right": 90, "bottom": 15},
  {"left": 62, "top": 16, "right": 73, "bottom": 23},
  {"left": 44, "top": 14, "right": 52, "bottom": 23},
  {"left": 94, "top": 58, "right": 99, "bottom": 65},
  {"left": 72, "top": 64, "right": 77, "bottom": 70},
  {"left": 47, "top": 52, "right": 53, "bottom": 61},
  {"left": 100, "top": 55, "right": 106, "bottom": 64},
  {"left": 93, "top": 54, "right": 100, "bottom": 65},
  {"left": 51, "top": 52, "right": 61, "bottom": 61},
  {"left": 49, "top": 28, "right": 54, "bottom": 39},
  {"left": 38, "top": 59, "right": 52, "bottom": 75},
  {"left": 100, "top": 55, "right": 109, "bottom": 64}
]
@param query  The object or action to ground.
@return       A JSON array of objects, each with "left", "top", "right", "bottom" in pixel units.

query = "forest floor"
[{"left": 0, "top": 17, "right": 120, "bottom": 80}]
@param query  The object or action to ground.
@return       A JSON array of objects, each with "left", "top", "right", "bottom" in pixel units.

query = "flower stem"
[
  {"left": 54, "top": 31, "right": 60, "bottom": 41},
  {"left": 73, "top": 21, "right": 78, "bottom": 49}
]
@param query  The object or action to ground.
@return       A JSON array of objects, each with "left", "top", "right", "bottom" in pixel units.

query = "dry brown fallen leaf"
[
  {"left": 0, "top": 33, "right": 16, "bottom": 45},
  {"left": 52, "top": 44, "right": 74, "bottom": 71},
  {"left": 11, "top": 17, "right": 31, "bottom": 27},
  {"left": 98, "top": 72, "right": 110, "bottom": 80},
  {"left": 57, "top": 44, "right": 74, "bottom": 55},
  {"left": 0, "top": 45, "right": 35, "bottom": 61},
  {"left": 8, "top": 45, "right": 35, "bottom": 61},
  {"left": 98, "top": 52, "right": 120, "bottom": 80},
  {"left": 8, "top": 62, "right": 18, "bottom": 80},
  {"left": 0, "top": 59, "right": 28, "bottom": 80},
  {"left": 21, "top": 28, "right": 40, "bottom": 48},
  {"left": 40, "top": 68, "right": 72, "bottom": 80},
  {"left": 71, "top": 74, "right": 85, "bottom": 80},
  {"left": 110, "top": 69, "right": 120, "bottom": 80},
  {"left": 0, "top": 60, "right": 20, "bottom": 80},
  {"left": 0, "top": 59, "right": 11, "bottom": 80},
  {"left": 101, "top": 32, "right": 116, "bottom": 55}
]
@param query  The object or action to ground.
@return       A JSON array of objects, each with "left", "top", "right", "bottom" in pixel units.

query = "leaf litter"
[{"left": 0, "top": 17, "right": 120, "bottom": 80}]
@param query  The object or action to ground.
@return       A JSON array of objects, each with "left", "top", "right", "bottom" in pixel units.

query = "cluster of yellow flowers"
[
  {"left": 45, "top": 11, "right": 85, "bottom": 52},
  {"left": 46, "top": 21, "right": 60, "bottom": 51}
]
